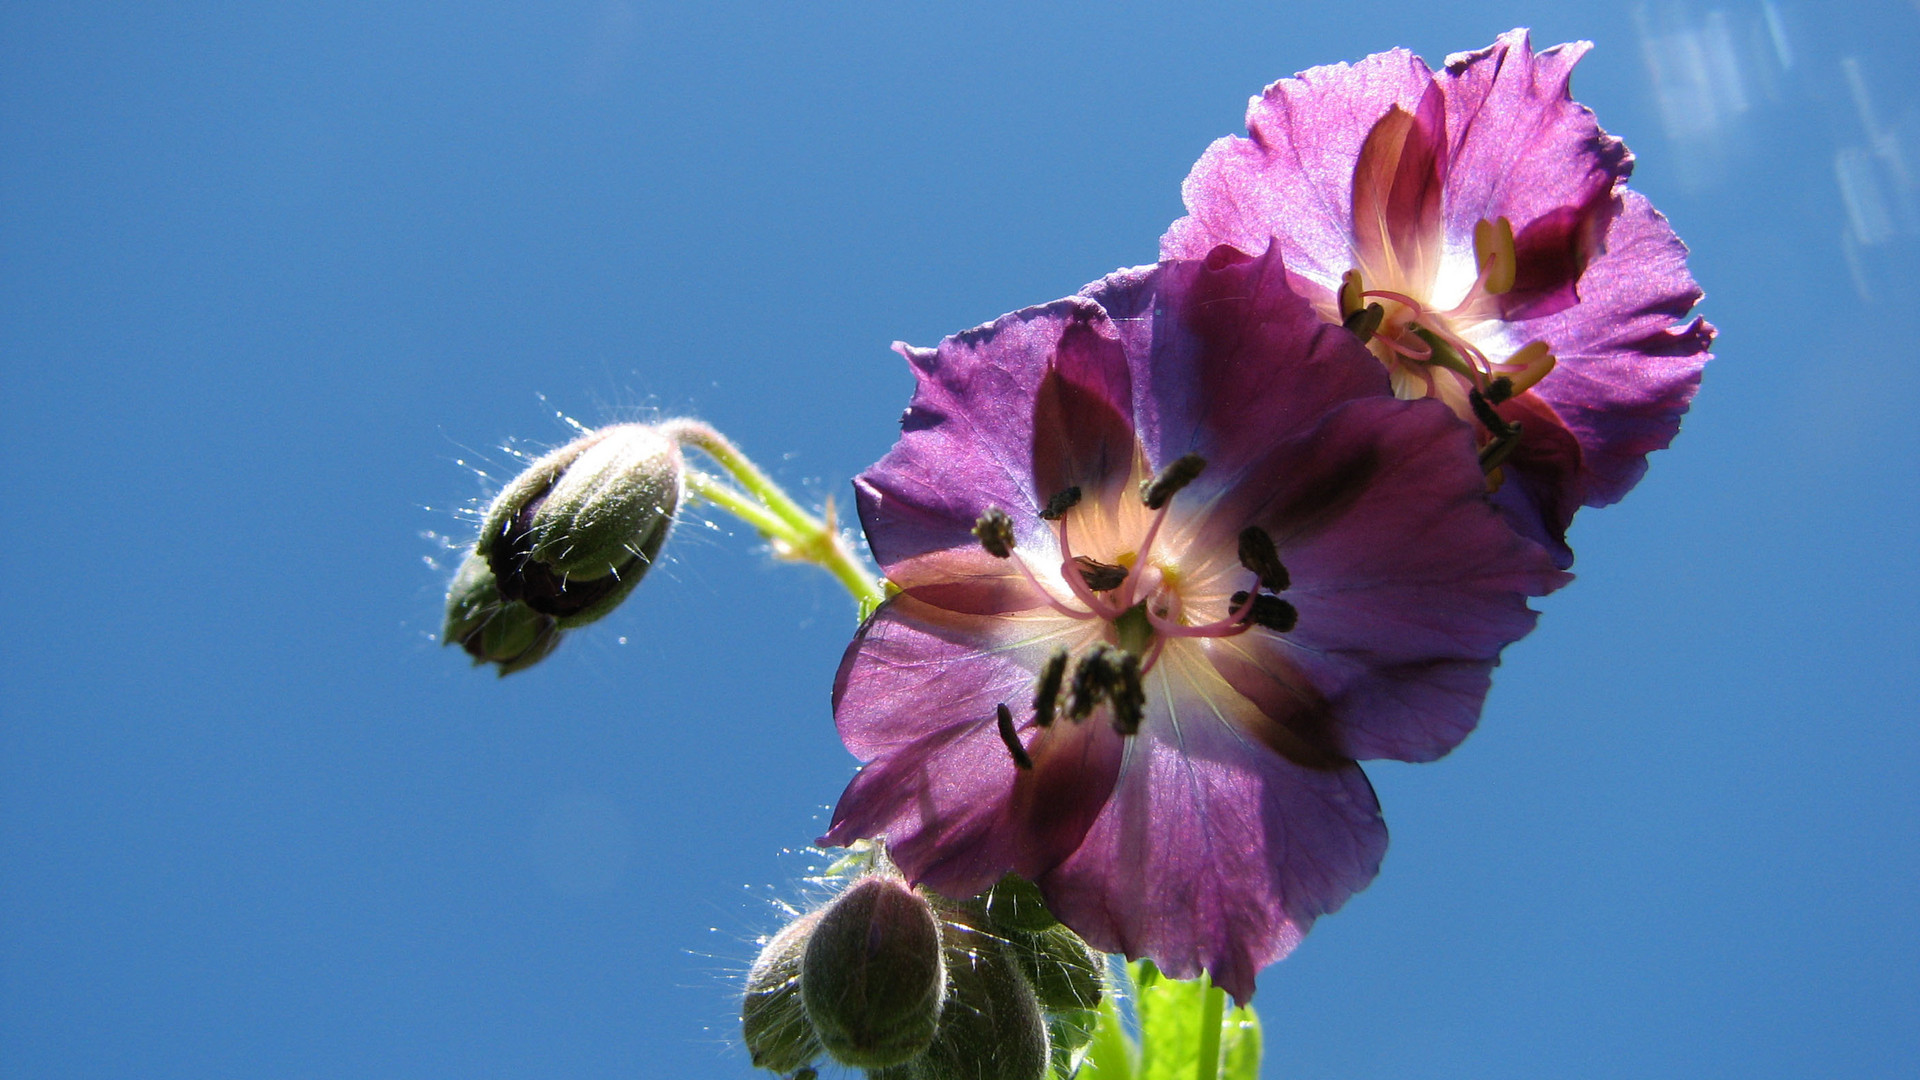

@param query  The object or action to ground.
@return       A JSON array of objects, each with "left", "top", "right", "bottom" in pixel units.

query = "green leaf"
[
  {"left": 1133, "top": 961, "right": 1261, "bottom": 1080},
  {"left": 1073, "top": 992, "right": 1136, "bottom": 1080},
  {"left": 1218, "top": 1004, "right": 1262, "bottom": 1080}
]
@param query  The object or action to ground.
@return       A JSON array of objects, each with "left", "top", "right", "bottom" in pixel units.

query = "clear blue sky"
[{"left": 4, "top": 2, "right": 1916, "bottom": 1077}]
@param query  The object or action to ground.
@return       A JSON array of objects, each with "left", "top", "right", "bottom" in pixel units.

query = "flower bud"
[
  {"left": 800, "top": 875, "right": 946, "bottom": 1069},
  {"left": 1008, "top": 924, "right": 1104, "bottom": 1014},
  {"left": 441, "top": 550, "right": 563, "bottom": 676},
  {"left": 914, "top": 926, "right": 1050, "bottom": 1080},
  {"left": 478, "top": 423, "right": 683, "bottom": 628},
  {"left": 741, "top": 910, "right": 823, "bottom": 1074},
  {"left": 980, "top": 874, "right": 1057, "bottom": 933}
]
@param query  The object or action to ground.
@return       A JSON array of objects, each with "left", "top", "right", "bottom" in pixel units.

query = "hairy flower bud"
[
  {"left": 1008, "top": 924, "right": 1104, "bottom": 1013},
  {"left": 980, "top": 874, "right": 1057, "bottom": 933},
  {"left": 800, "top": 875, "right": 945, "bottom": 1069},
  {"left": 441, "top": 550, "right": 562, "bottom": 676},
  {"left": 478, "top": 423, "right": 683, "bottom": 628},
  {"left": 913, "top": 926, "right": 1050, "bottom": 1080},
  {"left": 741, "top": 910, "right": 823, "bottom": 1074}
]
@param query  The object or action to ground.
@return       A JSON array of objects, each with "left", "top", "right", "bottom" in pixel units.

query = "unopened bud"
[
  {"left": 441, "top": 550, "right": 562, "bottom": 676},
  {"left": 981, "top": 874, "right": 1057, "bottom": 933},
  {"left": 1008, "top": 924, "right": 1104, "bottom": 1013},
  {"left": 479, "top": 423, "right": 683, "bottom": 627},
  {"left": 915, "top": 927, "right": 1050, "bottom": 1080},
  {"left": 801, "top": 876, "right": 946, "bottom": 1069},
  {"left": 742, "top": 910, "right": 823, "bottom": 1074}
]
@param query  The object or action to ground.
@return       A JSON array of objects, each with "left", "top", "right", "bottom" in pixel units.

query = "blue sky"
[{"left": 4, "top": 2, "right": 1917, "bottom": 1077}]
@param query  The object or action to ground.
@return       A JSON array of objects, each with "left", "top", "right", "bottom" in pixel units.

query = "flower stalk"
[{"left": 664, "top": 419, "right": 885, "bottom": 614}]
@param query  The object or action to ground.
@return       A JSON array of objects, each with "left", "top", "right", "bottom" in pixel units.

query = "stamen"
[
  {"left": 996, "top": 703, "right": 1032, "bottom": 769},
  {"left": 1467, "top": 388, "right": 1519, "bottom": 439},
  {"left": 1109, "top": 652, "right": 1145, "bottom": 736},
  {"left": 1067, "top": 644, "right": 1117, "bottom": 721},
  {"left": 1006, "top": 551, "right": 1098, "bottom": 622},
  {"left": 1338, "top": 269, "right": 1366, "bottom": 319},
  {"left": 1343, "top": 302, "right": 1385, "bottom": 343},
  {"left": 1230, "top": 591, "right": 1299, "bottom": 633},
  {"left": 1478, "top": 428, "right": 1522, "bottom": 474},
  {"left": 1484, "top": 375, "right": 1514, "bottom": 404},
  {"left": 1408, "top": 326, "right": 1476, "bottom": 379},
  {"left": 1038, "top": 486, "right": 1082, "bottom": 521},
  {"left": 1500, "top": 341, "right": 1556, "bottom": 395},
  {"left": 1145, "top": 587, "right": 1260, "bottom": 639},
  {"left": 1032, "top": 648, "right": 1069, "bottom": 727},
  {"left": 1473, "top": 216, "right": 1517, "bottom": 296},
  {"left": 1057, "top": 555, "right": 1124, "bottom": 622},
  {"left": 1236, "top": 527, "right": 1289, "bottom": 592},
  {"left": 972, "top": 507, "right": 1015, "bottom": 558},
  {"left": 1141, "top": 453, "right": 1207, "bottom": 510},
  {"left": 1072, "top": 556, "right": 1129, "bottom": 592}
]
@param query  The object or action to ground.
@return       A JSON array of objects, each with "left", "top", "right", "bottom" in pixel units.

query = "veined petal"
[
  {"left": 826, "top": 595, "right": 1121, "bottom": 896},
  {"left": 1037, "top": 648, "right": 1387, "bottom": 1006},
  {"left": 1163, "top": 46, "right": 1437, "bottom": 282},
  {"left": 1208, "top": 395, "right": 1567, "bottom": 761},
  {"left": 1350, "top": 83, "right": 1448, "bottom": 292},
  {"left": 1518, "top": 190, "right": 1714, "bottom": 507},
  {"left": 1032, "top": 307, "right": 1138, "bottom": 508},
  {"left": 1438, "top": 30, "right": 1629, "bottom": 285},
  {"left": 1087, "top": 247, "right": 1391, "bottom": 486},
  {"left": 857, "top": 297, "right": 1123, "bottom": 573}
]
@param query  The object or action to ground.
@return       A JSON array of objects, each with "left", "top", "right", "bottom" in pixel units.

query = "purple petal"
[
  {"left": 1350, "top": 83, "right": 1448, "bottom": 289},
  {"left": 1491, "top": 391, "right": 1586, "bottom": 568},
  {"left": 1162, "top": 46, "right": 1436, "bottom": 279},
  {"left": 1031, "top": 309, "right": 1138, "bottom": 508},
  {"left": 824, "top": 595, "right": 1122, "bottom": 897},
  {"left": 1037, "top": 656, "right": 1388, "bottom": 1005},
  {"left": 1437, "top": 32, "right": 1630, "bottom": 269},
  {"left": 1210, "top": 395, "right": 1569, "bottom": 761},
  {"left": 856, "top": 297, "right": 1122, "bottom": 574},
  {"left": 1083, "top": 247, "right": 1390, "bottom": 483},
  {"left": 1518, "top": 190, "right": 1714, "bottom": 507}
]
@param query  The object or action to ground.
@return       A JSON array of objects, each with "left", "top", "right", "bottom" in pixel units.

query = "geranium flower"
[
  {"left": 823, "top": 248, "right": 1568, "bottom": 1002},
  {"left": 1163, "top": 29, "right": 1714, "bottom": 565}
]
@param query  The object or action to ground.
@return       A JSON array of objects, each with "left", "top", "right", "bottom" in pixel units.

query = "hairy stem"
[{"left": 669, "top": 421, "right": 885, "bottom": 614}]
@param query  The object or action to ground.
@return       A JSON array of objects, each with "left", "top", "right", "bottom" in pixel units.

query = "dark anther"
[
  {"left": 1073, "top": 556, "right": 1129, "bottom": 592},
  {"left": 972, "top": 507, "right": 1016, "bottom": 558},
  {"left": 1478, "top": 428, "right": 1523, "bottom": 474},
  {"left": 1141, "top": 453, "right": 1208, "bottom": 510},
  {"left": 1038, "top": 486, "right": 1083, "bottom": 521},
  {"left": 1467, "top": 388, "right": 1519, "bottom": 439},
  {"left": 1032, "top": 648, "right": 1069, "bottom": 727},
  {"left": 997, "top": 703, "right": 1032, "bottom": 770},
  {"left": 1342, "top": 301, "right": 1385, "bottom": 343},
  {"left": 1236, "top": 527, "right": 1289, "bottom": 592},
  {"left": 1068, "top": 644, "right": 1117, "bottom": 721},
  {"left": 1231, "top": 591, "right": 1299, "bottom": 633},
  {"left": 1484, "top": 375, "right": 1514, "bottom": 404},
  {"left": 1109, "top": 652, "right": 1145, "bottom": 736}
]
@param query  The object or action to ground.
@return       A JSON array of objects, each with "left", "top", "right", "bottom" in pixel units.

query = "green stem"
[
  {"left": 682, "top": 470, "right": 791, "bottom": 540},
  {"left": 1195, "top": 982, "right": 1225, "bottom": 1080},
  {"left": 669, "top": 421, "right": 886, "bottom": 614}
]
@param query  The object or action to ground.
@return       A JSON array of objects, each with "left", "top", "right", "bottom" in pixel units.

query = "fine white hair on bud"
[
  {"left": 440, "top": 550, "right": 562, "bottom": 676},
  {"left": 800, "top": 875, "right": 947, "bottom": 1069},
  {"left": 741, "top": 910, "right": 824, "bottom": 1075},
  {"left": 447, "top": 422, "right": 687, "bottom": 673},
  {"left": 912, "top": 921, "right": 1052, "bottom": 1080}
]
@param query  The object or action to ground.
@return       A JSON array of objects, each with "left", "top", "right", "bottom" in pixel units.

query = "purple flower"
[
  {"left": 1163, "top": 29, "right": 1714, "bottom": 565},
  {"left": 824, "top": 248, "right": 1568, "bottom": 1003}
]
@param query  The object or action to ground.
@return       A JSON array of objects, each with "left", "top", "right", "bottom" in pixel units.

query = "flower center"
[
  {"left": 969, "top": 455, "right": 1298, "bottom": 756},
  {"left": 1328, "top": 217, "right": 1558, "bottom": 479}
]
